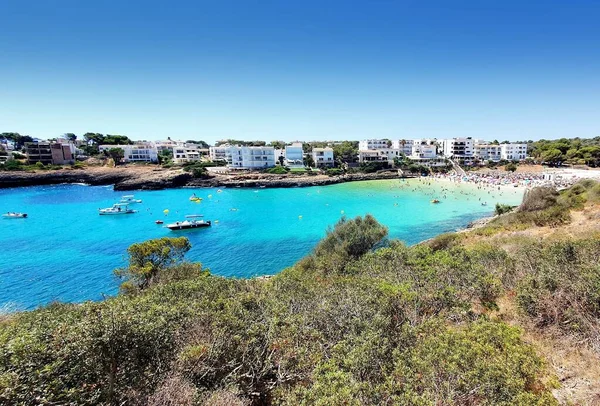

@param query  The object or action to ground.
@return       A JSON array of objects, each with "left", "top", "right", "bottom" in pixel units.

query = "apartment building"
[
  {"left": 359, "top": 139, "right": 391, "bottom": 150},
  {"left": 226, "top": 146, "right": 275, "bottom": 169},
  {"left": 172, "top": 145, "right": 203, "bottom": 163},
  {"left": 312, "top": 147, "right": 334, "bottom": 167},
  {"left": 474, "top": 144, "right": 502, "bottom": 162},
  {"left": 390, "top": 139, "right": 415, "bottom": 155},
  {"left": 98, "top": 143, "right": 158, "bottom": 163},
  {"left": 501, "top": 143, "right": 528, "bottom": 160},
  {"left": 441, "top": 137, "right": 475, "bottom": 160},
  {"left": 25, "top": 142, "right": 74, "bottom": 165}
]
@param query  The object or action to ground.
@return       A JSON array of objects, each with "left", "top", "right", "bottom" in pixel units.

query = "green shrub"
[
  {"left": 495, "top": 203, "right": 513, "bottom": 215},
  {"left": 266, "top": 165, "right": 288, "bottom": 174},
  {"left": 326, "top": 168, "right": 343, "bottom": 176},
  {"left": 519, "top": 187, "right": 559, "bottom": 212}
]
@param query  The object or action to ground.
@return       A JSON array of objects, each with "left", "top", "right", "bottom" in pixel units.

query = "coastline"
[{"left": 0, "top": 166, "right": 405, "bottom": 190}]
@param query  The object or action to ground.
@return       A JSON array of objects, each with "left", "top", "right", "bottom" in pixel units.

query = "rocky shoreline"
[{"left": 0, "top": 166, "right": 405, "bottom": 190}]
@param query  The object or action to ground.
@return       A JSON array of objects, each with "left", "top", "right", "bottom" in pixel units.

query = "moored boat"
[
  {"left": 99, "top": 203, "right": 137, "bottom": 215},
  {"left": 2, "top": 212, "right": 27, "bottom": 219},
  {"left": 120, "top": 195, "right": 142, "bottom": 204},
  {"left": 431, "top": 199, "right": 440, "bottom": 204},
  {"left": 167, "top": 215, "right": 211, "bottom": 230}
]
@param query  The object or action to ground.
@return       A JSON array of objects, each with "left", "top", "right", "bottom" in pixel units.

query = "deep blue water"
[{"left": 0, "top": 179, "right": 523, "bottom": 310}]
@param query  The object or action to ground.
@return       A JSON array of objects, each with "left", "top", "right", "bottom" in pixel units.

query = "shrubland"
[{"left": 1, "top": 181, "right": 600, "bottom": 405}]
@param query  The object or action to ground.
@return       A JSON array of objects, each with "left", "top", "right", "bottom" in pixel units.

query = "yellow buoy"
[
  {"left": 298, "top": 215, "right": 303, "bottom": 219},
  {"left": 163, "top": 209, "right": 169, "bottom": 214}
]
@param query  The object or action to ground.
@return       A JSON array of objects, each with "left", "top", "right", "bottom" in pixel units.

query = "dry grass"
[{"left": 465, "top": 200, "right": 600, "bottom": 405}]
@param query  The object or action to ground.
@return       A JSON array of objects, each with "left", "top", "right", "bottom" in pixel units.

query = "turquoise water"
[{"left": 0, "top": 179, "right": 523, "bottom": 310}]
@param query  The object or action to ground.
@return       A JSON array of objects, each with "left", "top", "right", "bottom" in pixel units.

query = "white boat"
[
  {"left": 99, "top": 203, "right": 137, "bottom": 215},
  {"left": 120, "top": 195, "right": 142, "bottom": 204},
  {"left": 167, "top": 215, "right": 211, "bottom": 230},
  {"left": 2, "top": 212, "right": 27, "bottom": 219}
]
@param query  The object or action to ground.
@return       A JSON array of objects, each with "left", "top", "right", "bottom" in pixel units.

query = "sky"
[{"left": 1, "top": 0, "right": 599, "bottom": 143}]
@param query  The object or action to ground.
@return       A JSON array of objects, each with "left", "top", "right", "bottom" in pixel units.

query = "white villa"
[
  {"left": 209, "top": 145, "right": 275, "bottom": 169},
  {"left": 312, "top": 147, "right": 335, "bottom": 167},
  {"left": 98, "top": 143, "right": 158, "bottom": 163}
]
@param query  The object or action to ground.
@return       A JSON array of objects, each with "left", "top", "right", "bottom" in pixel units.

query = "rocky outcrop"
[{"left": 0, "top": 167, "right": 406, "bottom": 190}]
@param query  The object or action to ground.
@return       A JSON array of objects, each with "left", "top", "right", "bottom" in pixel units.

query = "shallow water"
[{"left": 0, "top": 179, "right": 523, "bottom": 310}]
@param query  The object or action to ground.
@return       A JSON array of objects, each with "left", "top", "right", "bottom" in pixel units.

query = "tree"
[
  {"left": 541, "top": 149, "right": 563, "bottom": 166},
  {"left": 332, "top": 141, "right": 359, "bottom": 164},
  {"left": 505, "top": 162, "right": 517, "bottom": 172},
  {"left": 278, "top": 155, "right": 285, "bottom": 166},
  {"left": 304, "top": 154, "right": 315, "bottom": 168},
  {"left": 115, "top": 237, "right": 192, "bottom": 291},
  {"left": 107, "top": 148, "right": 124, "bottom": 165},
  {"left": 306, "top": 215, "right": 388, "bottom": 274},
  {"left": 64, "top": 133, "right": 77, "bottom": 141}
]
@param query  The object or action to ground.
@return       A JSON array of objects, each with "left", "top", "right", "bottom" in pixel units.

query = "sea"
[{"left": 0, "top": 179, "right": 523, "bottom": 311}]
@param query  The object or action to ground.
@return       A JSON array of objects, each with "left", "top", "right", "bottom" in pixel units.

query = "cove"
[{"left": 0, "top": 179, "right": 523, "bottom": 310}]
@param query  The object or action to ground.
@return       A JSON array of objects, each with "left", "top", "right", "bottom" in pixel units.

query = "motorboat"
[
  {"left": 167, "top": 215, "right": 211, "bottom": 230},
  {"left": 120, "top": 195, "right": 142, "bottom": 204},
  {"left": 431, "top": 199, "right": 440, "bottom": 204},
  {"left": 2, "top": 212, "right": 27, "bottom": 219},
  {"left": 99, "top": 203, "right": 137, "bottom": 215},
  {"left": 189, "top": 194, "right": 202, "bottom": 202}
]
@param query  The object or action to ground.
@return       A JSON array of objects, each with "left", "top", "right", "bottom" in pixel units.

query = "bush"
[
  {"left": 505, "top": 162, "right": 518, "bottom": 172},
  {"left": 326, "top": 168, "right": 343, "bottom": 176},
  {"left": 495, "top": 203, "right": 513, "bottom": 215},
  {"left": 266, "top": 165, "right": 288, "bottom": 174},
  {"left": 519, "top": 186, "right": 559, "bottom": 212},
  {"left": 0, "top": 160, "right": 23, "bottom": 171}
]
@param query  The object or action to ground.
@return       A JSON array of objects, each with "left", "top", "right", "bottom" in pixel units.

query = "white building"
[
  {"left": 500, "top": 143, "right": 528, "bottom": 161},
  {"left": 210, "top": 145, "right": 275, "bottom": 169},
  {"left": 226, "top": 146, "right": 275, "bottom": 169},
  {"left": 359, "top": 139, "right": 391, "bottom": 150},
  {"left": 390, "top": 139, "right": 415, "bottom": 155},
  {"left": 474, "top": 144, "right": 502, "bottom": 162},
  {"left": 358, "top": 149, "right": 402, "bottom": 164},
  {"left": 312, "top": 147, "right": 334, "bottom": 167},
  {"left": 98, "top": 143, "right": 158, "bottom": 163},
  {"left": 209, "top": 145, "right": 229, "bottom": 162},
  {"left": 173, "top": 145, "right": 206, "bottom": 163},
  {"left": 410, "top": 144, "right": 438, "bottom": 159}
]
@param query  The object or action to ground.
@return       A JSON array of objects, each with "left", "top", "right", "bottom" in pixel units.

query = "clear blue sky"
[{"left": 1, "top": 0, "right": 599, "bottom": 143}]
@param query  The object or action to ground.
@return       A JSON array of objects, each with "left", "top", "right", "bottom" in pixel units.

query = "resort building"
[
  {"left": 312, "top": 147, "right": 335, "bottom": 167},
  {"left": 209, "top": 145, "right": 229, "bottom": 162},
  {"left": 25, "top": 142, "right": 74, "bottom": 165},
  {"left": 98, "top": 143, "right": 158, "bottom": 163},
  {"left": 500, "top": 143, "right": 528, "bottom": 161}
]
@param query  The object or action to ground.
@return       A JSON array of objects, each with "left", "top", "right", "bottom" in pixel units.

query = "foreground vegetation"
[{"left": 1, "top": 182, "right": 600, "bottom": 405}]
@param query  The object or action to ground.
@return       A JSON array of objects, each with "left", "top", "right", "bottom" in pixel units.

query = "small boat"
[
  {"left": 2, "top": 212, "right": 27, "bottom": 219},
  {"left": 99, "top": 203, "right": 137, "bottom": 215},
  {"left": 155, "top": 220, "right": 164, "bottom": 224},
  {"left": 167, "top": 215, "right": 211, "bottom": 230},
  {"left": 481, "top": 202, "right": 488, "bottom": 206},
  {"left": 189, "top": 194, "right": 202, "bottom": 202},
  {"left": 120, "top": 195, "right": 142, "bottom": 204},
  {"left": 431, "top": 199, "right": 440, "bottom": 204}
]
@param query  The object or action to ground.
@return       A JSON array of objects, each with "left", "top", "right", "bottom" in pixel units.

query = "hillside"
[{"left": 1, "top": 181, "right": 599, "bottom": 405}]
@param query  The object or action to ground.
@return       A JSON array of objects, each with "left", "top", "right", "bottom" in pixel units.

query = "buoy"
[
  {"left": 340, "top": 210, "right": 344, "bottom": 214},
  {"left": 215, "top": 220, "right": 219, "bottom": 223},
  {"left": 208, "top": 194, "right": 213, "bottom": 198},
  {"left": 298, "top": 215, "right": 303, "bottom": 219},
  {"left": 217, "top": 189, "right": 223, "bottom": 193},
  {"left": 163, "top": 209, "right": 169, "bottom": 214}
]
